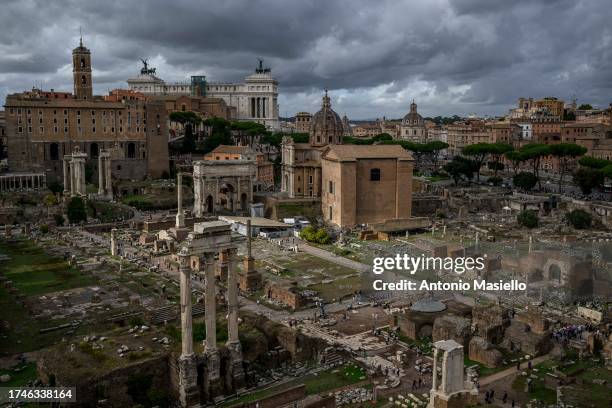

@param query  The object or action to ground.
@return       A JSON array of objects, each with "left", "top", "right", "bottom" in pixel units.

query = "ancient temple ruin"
[
  {"left": 177, "top": 221, "right": 246, "bottom": 406},
  {"left": 429, "top": 340, "right": 478, "bottom": 408},
  {"left": 63, "top": 148, "right": 88, "bottom": 197},
  {"left": 97, "top": 149, "right": 112, "bottom": 199}
]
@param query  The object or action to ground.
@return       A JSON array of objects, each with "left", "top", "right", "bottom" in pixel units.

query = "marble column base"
[
  {"left": 178, "top": 354, "right": 200, "bottom": 408},
  {"left": 226, "top": 341, "right": 245, "bottom": 391},
  {"left": 203, "top": 348, "right": 223, "bottom": 401}
]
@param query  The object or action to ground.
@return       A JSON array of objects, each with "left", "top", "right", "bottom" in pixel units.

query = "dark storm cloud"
[{"left": 0, "top": 0, "right": 610, "bottom": 118}]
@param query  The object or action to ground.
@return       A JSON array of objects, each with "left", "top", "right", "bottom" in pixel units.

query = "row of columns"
[
  {"left": 250, "top": 96, "right": 269, "bottom": 118},
  {"left": 63, "top": 151, "right": 87, "bottom": 197},
  {"left": 0, "top": 174, "right": 46, "bottom": 192},
  {"left": 178, "top": 247, "right": 244, "bottom": 406},
  {"left": 97, "top": 150, "right": 113, "bottom": 199}
]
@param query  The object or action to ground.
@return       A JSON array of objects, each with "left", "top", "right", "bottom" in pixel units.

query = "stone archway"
[
  {"left": 240, "top": 193, "right": 248, "bottom": 211},
  {"left": 543, "top": 259, "right": 569, "bottom": 285},
  {"left": 219, "top": 182, "right": 236, "bottom": 212},
  {"left": 206, "top": 195, "right": 213, "bottom": 213}
]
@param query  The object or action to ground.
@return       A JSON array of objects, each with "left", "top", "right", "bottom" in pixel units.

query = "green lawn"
[
  {"left": 0, "top": 240, "right": 96, "bottom": 296},
  {"left": 0, "top": 362, "right": 38, "bottom": 387},
  {"left": 220, "top": 363, "right": 367, "bottom": 407}
]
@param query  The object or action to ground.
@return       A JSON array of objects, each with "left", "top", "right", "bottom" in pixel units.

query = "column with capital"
[
  {"left": 226, "top": 248, "right": 245, "bottom": 390},
  {"left": 98, "top": 155, "right": 104, "bottom": 195},
  {"left": 203, "top": 253, "right": 222, "bottom": 400},
  {"left": 105, "top": 155, "right": 112, "bottom": 199},
  {"left": 69, "top": 160, "right": 76, "bottom": 197},
  {"left": 63, "top": 158, "right": 69, "bottom": 195},
  {"left": 176, "top": 172, "right": 185, "bottom": 228},
  {"left": 177, "top": 248, "right": 199, "bottom": 407}
]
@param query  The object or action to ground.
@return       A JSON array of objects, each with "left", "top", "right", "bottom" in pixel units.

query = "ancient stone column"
[
  {"left": 110, "top": 229, "right": 118, "bottom": 256},
  {"left": 69, "top": 161, "right": 76, "bottom": 197},
  {"left": 203, "top": 253, "right": 222, "bottom": 399},
  {"left": 176, "top": 172, "right": 185, "bottom": 228},
  {"left": 98, "top": 155, "right": 104, "bottom": 195},
  {"left": 204, "top": 254, "right": 217, "bottom": 351},
  {"left": 105, "top": 156, "right": 112, "bottom": 199},
  {"left": 432, "top": 347, "right": 439, "bottom": 391},
  {"left": 177, "top": 248, "right": 199, "bottom": 407},
  {"left": 79, "top": 158, "right": 86, "bottom": 196},
  {"left": 226, "top": 248, "right": 245, "bottom": 390}
]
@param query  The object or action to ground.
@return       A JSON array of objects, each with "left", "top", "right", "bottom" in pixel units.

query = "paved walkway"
[
  {"left": 298, "top": 242, "right": 370, "bottom": 273},
  {"left": 479, "top": 354, "right": 551, "bottom": 386}
]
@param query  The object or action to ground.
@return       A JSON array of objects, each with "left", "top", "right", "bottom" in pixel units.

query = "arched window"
[
  {"left": 370, "top": 168, "right": 381, "bottom": 181},
  {"left": 90, "top": 142, "right": 99, "bottom": 159},
  {"left": 50, "top": 143, "right": 59, "bottom": 161},
  {"left": 81, "top": 75, "right": 87, "bottom": 85},
  {"left": 80, "top": 58, "right": 86, "bottom": 68},
  {"left": 127, "top": 143, "right": 136, "bottom": 159}
]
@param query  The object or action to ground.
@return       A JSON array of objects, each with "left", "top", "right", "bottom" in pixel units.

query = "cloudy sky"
[{"left": 1, "top": 0, "right": 610, "bottom": 119}]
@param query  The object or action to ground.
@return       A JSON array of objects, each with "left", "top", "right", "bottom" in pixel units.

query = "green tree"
[
  {"left": 202, "top": 117, "right": 232, "bottom": 153},
  {"left": 462, "top": 143, "right": 495, "bottom": 180},
  {"left": 565, "top": 209, "right": 592, "bottom": 229},
  {"left": 170, "top": 111, "right": 202, "bottom": 153},
  {"left": 372, "top": 133, "right": 393, "bottom": 142},
  {"left": 53, "top": 213, "right": 65, "bottom": 226},
  {"left": 488, "top": 143, "right": 513, "bottom": 176},
  {"left": 44, "top": 193, "right": 57, "bottom": 218},
  {"left": 443, "top": 156, "right": 478, "bottom": 185},
  {"left": 47, "top": 179, "right": 64, "bottom": 194},
  {"left": 572, "top": 167, "right": 604, "bottom": 195},
  {"left": 427, "top": 141, "right": 449, "bottom": 169},
  {"left": 505, "top": 150, "right": 525, "bottom": 176},
  {"left": 602, "top": 164, "right": 612, "bottom": 180},
  {"left": 66, "top": 196, "right": 87, "bottom": 224},
  {"left": 578, "top": 156, "right": 611, "bottom": 169},
  {"left": 517, "top": 210, "right": 538, "bottom": 229},
  {"left": 519, "top": 143, "right": 550, "bottom": 189},
  {"left": 578, "top": 104, "right": 593, "bottom": 110},
  {"left": 513, "top": 171, "right": 538, "bottom": 191},
  {"left": 549, "top": 143, "right": 587, "bottom": 192}
]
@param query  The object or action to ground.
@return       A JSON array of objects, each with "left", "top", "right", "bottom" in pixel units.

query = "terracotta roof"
[
  {"left": 323, "top": 144, "right": 413, "bottom": 161},
  {"left": 209, "top": 145, "right": 255, "bottom": 154}
]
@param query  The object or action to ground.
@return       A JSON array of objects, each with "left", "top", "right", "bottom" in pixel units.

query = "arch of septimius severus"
[{"left": 192, "top": 159, "right": 256, "bottom": 216}]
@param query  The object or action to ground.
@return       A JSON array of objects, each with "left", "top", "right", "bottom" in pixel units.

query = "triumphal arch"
[{"left": 192, "top": 159, "right": 256, "bottom": 216}]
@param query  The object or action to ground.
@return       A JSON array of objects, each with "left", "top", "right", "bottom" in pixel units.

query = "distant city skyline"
[{"left": 1, "top": 0, "right": 611, "bottom": 120}]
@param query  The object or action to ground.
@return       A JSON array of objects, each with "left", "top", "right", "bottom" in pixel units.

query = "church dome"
[
  {"left": 402, "top": 101, "right": 424, "bottom": 127},
  {"left": 310, "top": 90, "right": 344, "bottom": 147}
]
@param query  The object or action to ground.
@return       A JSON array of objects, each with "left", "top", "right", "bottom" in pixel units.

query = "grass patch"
[
  {"left": 304, "top": 363, "right": 366, "bottom": 395},
  {"left": 220, "top": 363, "right": 367, "bottom": 407},
  {"left": 0, "top": 239, "right": 96, "bottom": 296},
  {"left": 0, "top": 362, "right": 37, "bottom": 387}
]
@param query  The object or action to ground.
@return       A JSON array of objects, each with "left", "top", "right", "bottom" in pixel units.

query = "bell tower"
[{"left": 72, "top": 36, "right": 93, "bottom": 100}]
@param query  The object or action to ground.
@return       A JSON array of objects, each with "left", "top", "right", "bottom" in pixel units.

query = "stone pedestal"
[
  {"left": 238, "top": 256, "right": 262, "bottom": 291},
  {"left": 178, "top": 354, "right": 200, "bottom": 407},
  {"left": 226, "top": 341, "right": 246, "bottom": 391},
  {"left": 203, "top": 349, "right": 223, "bottom": 401}
]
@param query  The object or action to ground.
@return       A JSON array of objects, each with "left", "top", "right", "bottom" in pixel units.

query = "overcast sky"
[{"left": 1, "top": 0, "right": 610, "bottom": 119}]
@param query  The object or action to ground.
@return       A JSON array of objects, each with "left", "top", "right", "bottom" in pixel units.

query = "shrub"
[
  {"left": 513, "top": 172, "right": 537, "bottom": 191},
  {"left": 565, "top": 209, "right": 592, "bottom": 229},
  {"left": 53, "top": 213, "right": 65, "bottom": 226},
  {"left": 299, "top": 226, "right": 331, "bottom": 244},
  {"left": 517, "top": 210, "right": 538, "bottom": 229},
  {"left": 66, "top": 196, "right": 87, "bottom": 224},
  {"left": 39, "top": 224, "right": 49, "bottom": 234},
  {"left": 488, "top": 176, "right": 503, "bottom": 186}
]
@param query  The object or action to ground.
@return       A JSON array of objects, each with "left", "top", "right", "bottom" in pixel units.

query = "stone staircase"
[{"left": 147, "top": 303, "right": 206, "bottom": 325}]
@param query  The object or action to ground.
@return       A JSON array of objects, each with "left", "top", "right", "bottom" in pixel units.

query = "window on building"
[
  {"left": 329, "top": 206, "right": 333, "bottom": 220},
  {"left": 309, "top": 175, "right": 313, "bottom": 184},
  {"left": 329, "top": 180, "right": 334, "bottom": 194},
  {"left": 370, "top": 168, "right": 381, "bottom": 181}
]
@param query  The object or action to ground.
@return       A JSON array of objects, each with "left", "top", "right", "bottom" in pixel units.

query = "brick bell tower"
[{"left": 72, "top": 35, "right": 93, "bottom": 100}]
